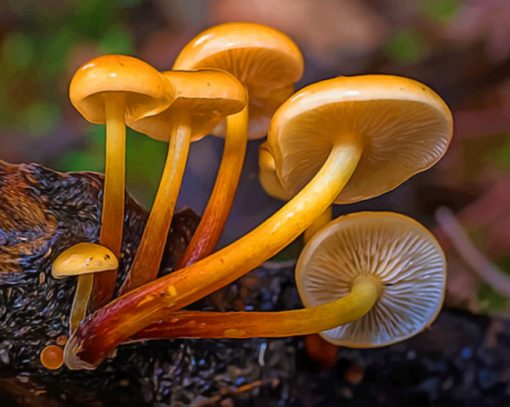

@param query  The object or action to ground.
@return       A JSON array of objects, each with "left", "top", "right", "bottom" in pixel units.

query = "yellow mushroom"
[
  {"left": 132, "top": 212, "right": 446, "bottom": 347},
  {"left": 52, "top": 243, "right": 118, "bottom": 279},
  {"left": 65, "top": 75, "right": 453, "bottom": 369},
  {"left": 69, "top": 55, "right": 172, "bottom": 314},
  {"left": 173, "top": 22, "right": 304, "bottom": 268},
  {"left": 120, "top": 69, "right": 246, "bottom": 292},
  {"left": 52, "top": 243, "right": 118, "bottom": 332}
]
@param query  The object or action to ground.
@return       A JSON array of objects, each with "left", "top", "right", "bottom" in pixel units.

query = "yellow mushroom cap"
[
  {"left": 268, "top": 75, "right": 454, "bottom": 204},
  {"left": 127, "top": 69, "right": 247, "bottom": 142},
  {"left": 258, "top": 142, "right": 290, "bottom": 201},
  {"left": 69, "top": 54, "right": 172, "bottom": 124},
  {"left": 173, "top": 22, "right": 304, "bottom": 139},
  {"left": 296, "top": 212, "right": 446, "bottom": 348},
  {"left": 51, "top": 243, "right": 118, "bottom": 279}
]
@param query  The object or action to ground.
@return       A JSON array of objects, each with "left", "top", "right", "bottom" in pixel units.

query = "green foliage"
[
  {"left": 40, "top": 27, "right": 77, "bottom": 76},
  {"left": 2, "top": 32, "right": 35, "bottom": 71},
  {"left": 73, "top": 0, "right": 116, "bottom": 38},
  {"left": 99, "top": 25, "right": 134, "bottom": 54},
  {"left": 423, "top": 0, "right": 461, "bottom": 24},
  {"left": 494, "top": 135, "right": 510, "bottom": 170},
  {"left": 57, "top": 125, "right": 106, "bottom": 173},
  {"left": 125, "top": 129, "right": 166, "bottom": 206},
  {"left": 383, "top": 29, "right": 428, "bottom": 64},
  {"left": 24, "top": 101, "right": 60, "bottom": 137},
  {"left": 1, "top": 0, "right": 134, "bottom": 135},
  {"left": 478, "top": 257, "right": 510, "bottom": 313},
  {"left": 478, "top": 282, "right": 507, "bottom": 313}
]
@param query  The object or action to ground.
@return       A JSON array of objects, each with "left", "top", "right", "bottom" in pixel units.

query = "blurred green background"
[{"left": 1, "top": 0, "right": 510, "bottom": 314}]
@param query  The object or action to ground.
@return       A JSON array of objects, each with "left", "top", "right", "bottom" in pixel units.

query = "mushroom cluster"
[{"left": 49, "top": 22, "right": 453, "bottom": 370}]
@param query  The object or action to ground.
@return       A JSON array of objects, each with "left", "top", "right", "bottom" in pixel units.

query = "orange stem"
[
  {"left": 76, "top": 94, "right": 125, "bottom": 315},
  {"left": 130, "top": 276, "right": 380, "bottom": 340},
  {"left": 177, "top": 106, "right": 248, "bottom": 268},
  {"left": 120, "top": 114, "right": 191, "bottom": 293},
  {"left": 65, "top": 140, "right": 362, "bottom": 370}
]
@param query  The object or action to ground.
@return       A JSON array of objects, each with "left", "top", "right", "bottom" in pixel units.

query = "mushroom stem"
[
  {"left": 70, "top": 275, "right": 95, "bottom": 333},
  {"left": 177, "top": 105, "right": 249, "bottom": 268},
  {"left": 65, "top": 137, "right": 363, "bottom": 369},
  {"left": 71, "top": 94, "right": 126, "bottom": 321},
  {"left": 120, "top": 113, "right": 191, "bottom": 292},
  {"left": 132, "top": 275, "right": 381, "bottom": 340}
]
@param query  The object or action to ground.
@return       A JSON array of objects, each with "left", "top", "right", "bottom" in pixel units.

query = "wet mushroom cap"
[
  {"left": 268, "top": 75, "right": 454, "bottom": 204},
  {"left": 258, "top": 141, "right": 290, "bottom": 201},
  {"left": 40, "top": 345, "right": 64, "bottom": 370},
  {"left": 173, "top": 22, "right": 304, "bottom": 138},
  {"left": 127, "top": 69, "right": 247, "bottom": 142},
  {"left": 51, "top": 243, "right": 119, "bottom": 279},
  {"left": 296, "top": 211, "right": 446, "bottom": 347},
  {"left": 69, "top": 54, "right": 172, "bottom": 123}
]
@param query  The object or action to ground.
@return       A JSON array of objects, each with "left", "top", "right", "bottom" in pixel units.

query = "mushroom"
[
  {"left": 258, "top": 141, "right": 332, "bottom": 244},
  {"left": 65, "top": 75, "right": 453, "bottom": 369},
  {"left": 52, "top": 243, "right": 118, "bottom": 279},
  {"left": 173, "top": 22, "right": 304, "bottom": 267},
  {"left": 69, "top": 55, "right": 172, "bottom": 312},
  {"left": 119, "top": 69, "right": 246, "bottom": 292},
  {"left": 40, "top": 344, "right": 64, "bottom": 370},
  {"left": 132, "top": 212, "right": 446, "bottom": 347},
  {"left": 51, "top": 243, "right": 119, "bottom": 332}
]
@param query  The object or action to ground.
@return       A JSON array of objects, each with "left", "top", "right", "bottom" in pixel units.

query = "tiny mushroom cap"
[
  {"left": 268, "top": 75, "right": 454, "bottom": 204},
  {"left": 127, "top": 69, "right": 247, "bottom": 142},
  {"left": 69, "top": 54, "right": 173, "bottom": 124},
  {"left": 40, "top": 345, "right": 64, "bottom": 370},
  {"left": 296, "top": 211, "right": 446, "bottom": 347},
  {"left": 258, "top": 141, "right": 290, "bottom": 201},
  {"left": 52, "top": 243, "right": 119, "bottom": 279},
  {"left": 173, "top": 22, "right": 304, "bottom": 139}
]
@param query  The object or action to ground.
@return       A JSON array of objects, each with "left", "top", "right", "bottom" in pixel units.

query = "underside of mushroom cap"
[
  {"left": 268, "top": 75, "right": 454, "bottom": 204},
  {"left": 173, "top": 22, "right": 304, "bottom": 139},
  {"left": 258, "top": 142, "right": 291, "bottom": 201},
  {"left": 127, "top": 69, "right": 246, "bottom": 142},
  {"left": 296, "top": 212, "right": 446, "bottom": 347},
  {"left": 70, "top": 55, "right": 172, "bottom": 124}
]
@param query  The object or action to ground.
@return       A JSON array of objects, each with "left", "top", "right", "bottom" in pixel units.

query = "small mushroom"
[
  {"left": 40, "top": 344, "right": 64, "bottom": 370},
  {"left": 69, "top": 55, "right": 172, "bottom": 311},
  {"left": 132, "top": 212, "right": 446, "bottom": 347},
  {"left": 52, "top": 243, "right": 119, "bottom": 332},
  {"left": 65, "top": 75, "right": 452, "bottom": 369},
  {"left": 120, "top": 69, "right": 246, "bottom": 292},
  {"left": 52, "top": 242, "right": 118, "bottom": 279},
  {"left": 173, "top": 22, "right": 304, "bottom": 267}
]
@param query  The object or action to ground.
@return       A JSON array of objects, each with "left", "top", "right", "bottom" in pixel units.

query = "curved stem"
[
  {"left": 70, "top": 94, "right": 126, "bottom": 326},
  {"left": 120, "top": 113, "right": 191, "bottom": 293},
  {"left": 132, "top": 276, "right": 380, "bottom": 340},
  {"left": 177, "top": 106, "right": 248, "bottom": 268},
  {"left": 65, "top": 137, "right": 363, "bottom": 369}
]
